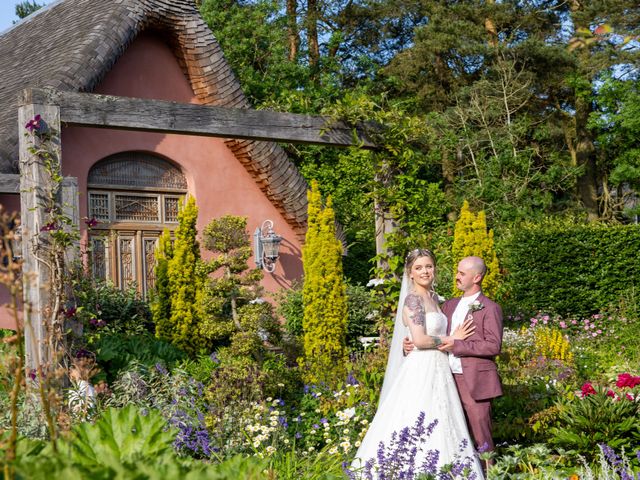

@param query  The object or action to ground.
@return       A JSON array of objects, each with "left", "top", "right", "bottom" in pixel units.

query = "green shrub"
[
  {"left": 91, "top": 333, "right": 186, "bottom": 382},
  {"left": 549, "top": 384, "right": 640, "bottom": 461},
  {"left": 72, "top": 276, "right": 152, "bottom": 336},
  {"left": 277, "top": 282, "right": 376, "bottom": 350},
  {"left": 501, "top": 221, "right": 640, "bottom": 316}
]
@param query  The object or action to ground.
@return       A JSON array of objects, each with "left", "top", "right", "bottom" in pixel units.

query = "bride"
[{"left": 351, "top": 249, "right": 484, "bottom": 479}]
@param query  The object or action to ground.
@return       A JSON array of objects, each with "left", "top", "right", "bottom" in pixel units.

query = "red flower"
[
  {"left": 581, "top": 382, "right": 597, "bottom": 397},
  {"left": 616, "top": 373, "right": 640, "bottom": 389},
  {"left": 606, "top": 389, "right": 616, "bottom": 398}
]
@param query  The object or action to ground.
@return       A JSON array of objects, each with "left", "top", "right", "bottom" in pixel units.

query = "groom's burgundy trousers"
[{"left": 453, "top": 373, "right": 494, "bottom": 452}]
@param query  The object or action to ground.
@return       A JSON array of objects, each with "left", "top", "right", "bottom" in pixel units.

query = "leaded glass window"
[{"left": 87, "top": 153, "right": 187, "bottom": 296}]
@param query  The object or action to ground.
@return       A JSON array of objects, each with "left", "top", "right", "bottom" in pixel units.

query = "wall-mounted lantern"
[{"left": 254, "top": 220, "right": 282, "bottom": 273}]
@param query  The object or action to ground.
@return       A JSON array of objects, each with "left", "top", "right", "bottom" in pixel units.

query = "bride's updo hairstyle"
[{"left": 404, "top": 248, "right": 437, "bottom": 273}]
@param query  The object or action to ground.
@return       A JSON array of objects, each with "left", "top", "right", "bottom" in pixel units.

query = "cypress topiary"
[
  {"left": 451, "top": 200, "right": 502, "bottom": 298},
  {"left": 301, "top": 180, "right": 348, "bottom": 385},
  {"left": 166, "top": 196, "right": 206, "bottom": 356},
  {"left": 151, "top": 228, "right": 173, "bottom": 341}
]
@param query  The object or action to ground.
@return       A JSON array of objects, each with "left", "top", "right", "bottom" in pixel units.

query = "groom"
[{"left": 404, "top": 256, "right": 503, "bottom": 453}]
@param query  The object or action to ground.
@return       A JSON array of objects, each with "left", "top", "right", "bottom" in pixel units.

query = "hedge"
[{"left": 501, "top": 222, "right": 640, "bottom": 316}]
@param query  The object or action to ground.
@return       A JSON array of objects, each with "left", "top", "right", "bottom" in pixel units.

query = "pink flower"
[
  {"left": 606, "top": 389, "right": 616, "bottom": 398},
  {"left": 592, "top": 332, "right": 597, "bottom": 337},
  {"left": 616, "top": 373, "right": 640, "bottom": 388},
  {"left": 581, "top": 382, "right": 596, "bottom": 397},
  {"left": 571, "top": 319, "right": 577, "bottom": 325},
  {"left": 559, "top": 321, "right": 567, "bottom": 329}
]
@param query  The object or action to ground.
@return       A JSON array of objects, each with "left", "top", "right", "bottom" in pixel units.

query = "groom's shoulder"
[{"left": 480, "top": 294, "right": 503, "bottom": 312}]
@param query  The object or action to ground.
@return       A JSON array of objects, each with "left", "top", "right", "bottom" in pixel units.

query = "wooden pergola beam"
[{"left": 20, "top": 88, "right": 379, "bottom": 149}]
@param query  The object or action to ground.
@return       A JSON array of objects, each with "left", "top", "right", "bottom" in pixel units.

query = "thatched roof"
[{"left": 0, "top": 0, "right": 308, "bottom": 233}]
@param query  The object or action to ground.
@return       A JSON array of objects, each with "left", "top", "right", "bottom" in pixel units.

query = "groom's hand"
[
  {"left": 438, "top": 337, "right": 455, "bottom": 352},
  {"left": 402, "top": 337, "right": 414, "bottom": 356}
]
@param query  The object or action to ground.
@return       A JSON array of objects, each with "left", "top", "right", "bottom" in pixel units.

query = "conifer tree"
[
  {"left": 166, "top": 196, "right": 206, "bottom": 356},
  {"left": 301, "top": 181, "right": 348, "bottom": 385},
  {"left": 451, "top": 200, "right": 501, "bottom": 298},
  {"left": 151, "top": 229, "right": 173, "bottom": 341}
]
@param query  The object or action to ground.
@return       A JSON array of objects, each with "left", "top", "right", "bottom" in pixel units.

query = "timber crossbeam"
[{"left": 19, "top": 88, "right": 379, "bottom": 149}]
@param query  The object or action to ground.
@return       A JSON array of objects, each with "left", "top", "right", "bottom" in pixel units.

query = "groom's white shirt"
[{"left": 448, "top": 291, "right": 481, "bottom": 373}]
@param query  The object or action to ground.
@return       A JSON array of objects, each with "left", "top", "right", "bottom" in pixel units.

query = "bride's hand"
[{"left": 452, "top": 318, "right": 475, "bottom": 340}]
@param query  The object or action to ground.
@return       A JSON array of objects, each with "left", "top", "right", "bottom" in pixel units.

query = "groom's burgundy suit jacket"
[{"left": 442, "top": 293, "right": 504, "bottom": 401}]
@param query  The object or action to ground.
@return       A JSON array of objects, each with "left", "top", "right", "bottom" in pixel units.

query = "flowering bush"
[{"left": 549, "top": 373, "right": 640, "bottom": 460}]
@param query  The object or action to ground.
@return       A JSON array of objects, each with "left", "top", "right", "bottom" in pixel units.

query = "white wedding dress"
[{"left": 351, "top": 311, "right": 484, "bottom": 479}]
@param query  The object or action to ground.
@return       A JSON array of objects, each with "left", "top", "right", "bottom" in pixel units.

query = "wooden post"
[{"left": 18, "top": 101, "right": 62, "bottom": 372}]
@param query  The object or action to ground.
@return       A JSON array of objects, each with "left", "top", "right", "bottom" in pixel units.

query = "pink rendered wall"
[
  {"left": 0, "top": 194, "right": 20, "bottom": 329},
  {"left": 61, "top": 33, "right": 303, "bottom": 296}
]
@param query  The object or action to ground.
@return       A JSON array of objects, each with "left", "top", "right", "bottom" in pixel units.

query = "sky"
[{"left": 0, "top": 0, "right": 56, "bottom": 33}]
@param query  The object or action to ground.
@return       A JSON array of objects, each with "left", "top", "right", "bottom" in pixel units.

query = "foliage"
[
  {"left": 489, "top": 443, "right": 578, "bottom": 479},
  {"left": 451, "top": 200, "right": 502, "bottom": 298},
  {"left": 14, "top": 1, "right": 43, "bottom": 21},
  {"left": 71, "top": 274, "right": 152, "bottom": 336},
  {"left": 165, "top": 196, "right": 207, "bottom": 356},
  {"left": 549, "top": 380, "right": 640, "bottom": 462},
  {"left": 301, "top": 181, "right": 348, "bottom": 385},
  {"left": 590, "top": 73, "right": 640, "bottom": 220},
  {"left": 152, "top": 229, "right": 173, "bottom": 342},
  {"left": 277, "top": 282, "right": 376, "bottom": 351},
  {"left": 90, "top": 333, "right": 185, "bottom": 383},
  {"left": 494, "top": 327, "right": 576, "bottom": 445},
  {"left": 199, "top": 215, "right": 271, "bottom": 358},
  {"left": 500, "top": 220, "right": 640, "bottom": 316},
  {"left": 2, "top": 405, "right": 268, "bottom": 479}
]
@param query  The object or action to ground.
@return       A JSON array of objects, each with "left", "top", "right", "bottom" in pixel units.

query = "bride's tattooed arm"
[{"left": 404, "top": 294, "right": 442, "bottom": 348}]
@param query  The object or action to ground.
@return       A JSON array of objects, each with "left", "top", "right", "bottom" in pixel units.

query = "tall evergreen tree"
[
  {"left": 301, "top": 180, "right": 348, "bottom": 385},
  {"left": 151, "top": 229, "right": 173, "bottom": 342},
  {"left": 166, "top": 196, "right": 206, "bottom": 356}
]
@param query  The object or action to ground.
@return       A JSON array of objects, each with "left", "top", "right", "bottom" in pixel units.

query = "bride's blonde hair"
[{"left": 405, "top": 248, "right": 437, "bottom": 271}]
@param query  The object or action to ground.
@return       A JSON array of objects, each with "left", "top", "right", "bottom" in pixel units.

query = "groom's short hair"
[{"left": 466, "top": 256, "right": 487, "bottom": 278}]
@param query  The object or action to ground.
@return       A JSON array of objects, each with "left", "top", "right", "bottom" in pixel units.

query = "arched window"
[{"left": 87, "top": 152, "right": 187, "bottom": 296}]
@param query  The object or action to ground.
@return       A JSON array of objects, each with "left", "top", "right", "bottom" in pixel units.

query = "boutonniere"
[
  {"left": 469, "top": 300, "right": 484, "bottom": 313},
  {"left": 436, "top": 294, "right": 446, "bottom": 304}
]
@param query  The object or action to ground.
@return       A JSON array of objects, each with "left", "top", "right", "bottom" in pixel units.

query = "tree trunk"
[
  {"left": 307, "top": 0, "right": 320, "bottom": 70},
  {"left": 574, "top": 93, "right": 599, "bottom": 219},
  {"left": 287, "top": 0, "right": 299, "bottom": 61},
  {"left": 570, "top": 0, "right": 600, "bottom": 220},
  {"left": 484, "top": 0, "right": 498, "bottom": 48}
]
